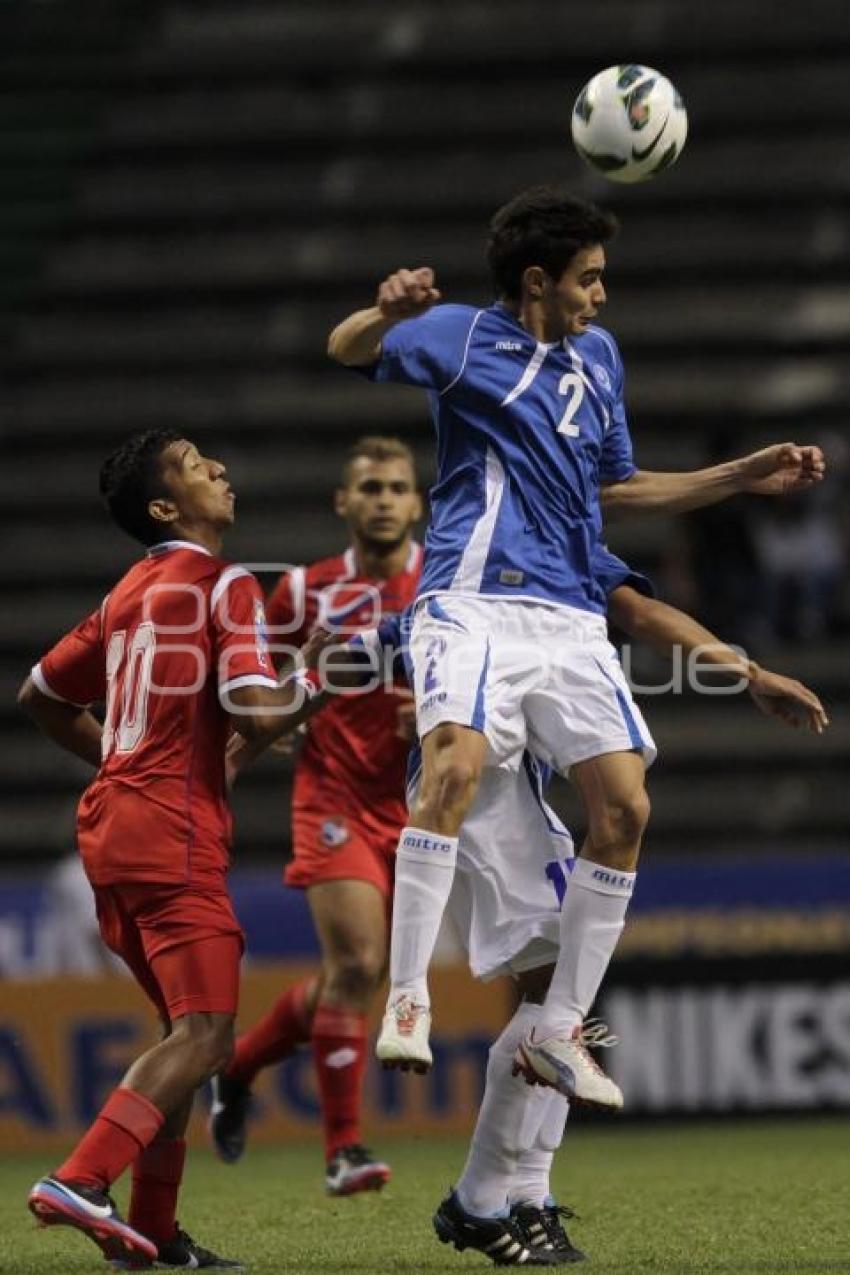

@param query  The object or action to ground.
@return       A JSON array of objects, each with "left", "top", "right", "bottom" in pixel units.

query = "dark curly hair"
[
  {"left": 99, "top": 429, "right": 183, "bottom": 546},
  {"left": 486, "top": 185, "right": 619, "bottom": 301}
]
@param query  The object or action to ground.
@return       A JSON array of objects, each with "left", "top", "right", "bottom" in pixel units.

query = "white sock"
[
  {"left": 388, "top": 826, "right": 458, "bottom": 1006},
  {"left": 456, "top": 1002, "right": 544, "bottom": 1217},
  {"left": 536, "top": 858, "right": 635, "bottom": 1039},
  {"left": 509, "top": 1090, "right": 570, "bottom": 1209}
]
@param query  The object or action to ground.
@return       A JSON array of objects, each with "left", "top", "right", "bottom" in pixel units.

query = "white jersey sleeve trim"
[
  {"left": 439, "top": 309, "right": 484, "bottom": 397},
  {"left": 218, "top": 673, "right": 279, "bottom": 700},
  {"left": 211, "top": 565, "right": 253, "bottom": 615},
  {"left": 287, "top": 565, "right": 307, "bottom": 619},
  {"left": 31, "top": 662, "right": 89, "bottom": 708}
]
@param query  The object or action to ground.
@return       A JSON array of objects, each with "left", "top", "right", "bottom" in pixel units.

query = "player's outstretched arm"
[
  {"left": 17, "top": 676, "right": 103, "bottom": 766},
  {"left": 224, "top": 626, "right": 338, "bottom": 746},
  {"left": 327, "top": 267, "right": 441, "bottom": 366},
  {"left": 607, "top": 586, "right": 828, "bottom": 734},
  {"left": 746, "top": 667, "right": 829, "bottom": 733},
  {"left": 224, "top": 628, "right": 374, "bottom": 760},
  {"left": 600, "top": 443, "right": 825, "bottom": 519}
]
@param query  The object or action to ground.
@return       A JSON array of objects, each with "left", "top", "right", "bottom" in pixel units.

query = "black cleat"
[
  {"left": 511, "top": 1201, "right": 585, "bottom": 1264},
  {"left": 325, "top": 1144, "right": 391, "bottom": 1196},
  {"left": 111, "top": 1225, "right": 245, "bottom": 1269},
  {"left": 208, "top": 1073, "right": 252, "bottom": 1165},
  {"left": 433, "top": 1190, "right": 559, "bottom": 1266}
]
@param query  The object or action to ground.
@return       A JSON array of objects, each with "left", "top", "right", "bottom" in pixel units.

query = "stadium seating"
[{"left": 1, "top": 0, "right": 848, "bottom": 863}]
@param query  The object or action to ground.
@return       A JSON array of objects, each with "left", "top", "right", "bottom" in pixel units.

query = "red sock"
[
  {"left": 128, "top": 1136, "right": 187, "bottom": 1248},
  {"left": 56, "top": 1088, "right": 164, "bottom": 1190},
  {"left": 312, "top": 1003, "right": 368, "bottom": 1161},
  {"left": 228, "top": 977, "right": 316, "bottom": 1085}
]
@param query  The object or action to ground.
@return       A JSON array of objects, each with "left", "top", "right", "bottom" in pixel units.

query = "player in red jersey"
[
  {"left": 210, "top": 436, "right": 422, "bottom": 1195},
  {"left": 20, "top": 431, "right": 321, "bottom": 1268}
]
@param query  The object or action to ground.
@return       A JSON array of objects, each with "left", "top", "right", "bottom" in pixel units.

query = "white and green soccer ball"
[{"left": 571, "top": 64, "right": 688, "bottom": 183}]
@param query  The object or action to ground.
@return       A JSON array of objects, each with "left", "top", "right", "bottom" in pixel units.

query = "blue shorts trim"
[{"left": 471, "top": 639, "right": 491, "bottom": 732}]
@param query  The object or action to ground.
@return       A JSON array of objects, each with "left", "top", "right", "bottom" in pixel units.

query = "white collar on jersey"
[
  {"left": 342, "top": 540, "right": 421, "bottom": 579},
  {"left": 147, "top": 539, "right": 213, "bottom": 558}
]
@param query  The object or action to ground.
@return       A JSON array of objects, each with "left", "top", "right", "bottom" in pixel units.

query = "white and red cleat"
[
  {"left": 376, "top": 994, "right": 433, "bottom": 1071},
  {"left": 325, "top": 1144, "right": 392, "bottom": 1197},
  {"left": 513, "top": 1020, "right": 624, "bottom": 1111}
]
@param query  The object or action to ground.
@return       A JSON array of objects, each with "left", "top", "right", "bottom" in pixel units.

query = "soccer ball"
[{"left": 571, "top": 64, "right": 688, "bottom": 183}]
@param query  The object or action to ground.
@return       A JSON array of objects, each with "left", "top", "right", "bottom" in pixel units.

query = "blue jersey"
[
  {"left": 364, "top": 302, "right": 636, "bottom": 614},
  {"left": 593, "top": 543, "right": 654, "bottom": 601}
]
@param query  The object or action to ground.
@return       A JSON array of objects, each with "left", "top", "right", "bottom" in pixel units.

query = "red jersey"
[
  {"left": 266, "top": 544, "right": 422, "bottom": 826},
  {"left": 34, "top": 540, "right": 277, "bottom": 887}
]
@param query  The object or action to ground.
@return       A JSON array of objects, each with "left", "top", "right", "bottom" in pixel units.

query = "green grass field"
[{"left": 5, "top": 1119, "right": 849, "bottom": 1274}]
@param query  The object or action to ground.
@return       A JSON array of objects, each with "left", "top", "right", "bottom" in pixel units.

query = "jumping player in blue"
[{"left": 328, "top": 185, "right": 825, "bottom": 1109}]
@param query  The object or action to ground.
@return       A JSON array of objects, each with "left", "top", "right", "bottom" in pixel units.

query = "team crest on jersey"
[
  {"left": 592, "top": 363, "right": 611, "bottom": 391},
  {"left": 320, "top": 819, "right": 350, "bottom": 848},
  {"left": 253, "top": 599, "right": 271, "bottom": 670}
]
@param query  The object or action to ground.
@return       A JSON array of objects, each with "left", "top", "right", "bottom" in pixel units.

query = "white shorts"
[
  {"left": 410, "top": 594, "right": 656, "bottom": 773},
  {"left": 409, "top": 751, "right": 575, "bottom": 982}
]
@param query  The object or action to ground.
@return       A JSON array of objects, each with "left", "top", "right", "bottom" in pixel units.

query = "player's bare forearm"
[
  {"left": 226, "top": 678, "right": 326, "bottom": 745},
  {"left": 601, "top": 444, "right": 825, "bottom": 520},
  {"left": 17, "top": 677, "right": 102, "bottom": 767},
  {"left": 226, "top": 691, "right": 330, "bottom": 778},
  {"left": 608, "top": 589, "right": 750, "bottom": 678},
  {"left": 327, "top": 267, "right": 442, "bottom": 366},
  {"left": 609, "top": 588, "right": 828, "bottom": 732},
  {"left": 601, "top": 464, "right": 743, "bottom": 518},
  {"left": 327, "top": 306, "right": 397, "bottom": 367}
]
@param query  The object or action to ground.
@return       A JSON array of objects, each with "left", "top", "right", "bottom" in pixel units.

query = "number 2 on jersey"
[
  {"left": 556, "top": 372, "right": 585, "bottom": 437},
  {"left": 102, "top": 622, "right": 156, "bottom": 757}
]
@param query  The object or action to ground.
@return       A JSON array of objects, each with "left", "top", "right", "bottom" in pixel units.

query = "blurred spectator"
[
  {"left": 41, "top": 853, "right": 124, "bottom": 976},
  {"left": 751, "top": 432, "right": 849, "bottom": 643},
  {"left": 671, "top": 431, "right": 849, "bottom": 652},
  {"left": 675, "top": 431, "right": 766, "bottom": 654}
]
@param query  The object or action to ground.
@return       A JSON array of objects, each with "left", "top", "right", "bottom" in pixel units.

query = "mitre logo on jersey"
[
  {"left": 253, "top": 599, "right": 271, "bottom": 670},
  {"left": 592, "top": 363, "right": 612, "bottom": 391},
  {"left": 320, "top": 819, "right": 350, "bottom": 848},
  {"left": 495, "top": 340, "right": 523, "bottom": 352}
]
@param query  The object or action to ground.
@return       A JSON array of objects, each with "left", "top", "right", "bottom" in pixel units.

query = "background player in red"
[
  {"left": 20, "top": 430, "right": 322, "bottom": 1267},
  {"left": 210, "top": 436, "right": 422, "bottom": 1195}
]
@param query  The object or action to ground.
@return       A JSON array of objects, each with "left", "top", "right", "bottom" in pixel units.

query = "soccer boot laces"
[{"left": 511, "top": 1199, "right": 585, "bottom": 1264}]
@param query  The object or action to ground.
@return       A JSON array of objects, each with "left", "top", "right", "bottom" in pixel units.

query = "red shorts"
[
  {"left": 94, "top": 881, "right": 244, "bottom": 1022},
  {"left": 286, "top": 802, "right": 401, "bottom": 898}
]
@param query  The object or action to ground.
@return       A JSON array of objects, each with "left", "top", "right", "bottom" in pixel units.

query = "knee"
[
  {"left": 605, "top": 787, "right": 651, "bottom": 847},
  {"left": 176, "top": 1016, "right": 234, "bottom": 1081},
  {"left": 416, "top": 756, "right": 482, "bottom": 828},
  {"left": 439, "top": 758, "right": 481, "bottom": 806},
  {"left": 326, "top": 948, "right": 384, "bottom": 1003}
]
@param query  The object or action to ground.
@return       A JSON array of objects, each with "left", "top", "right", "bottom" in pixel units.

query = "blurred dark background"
[{"left": 2, "top": 0, "right": 848, "bottom": 874}]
